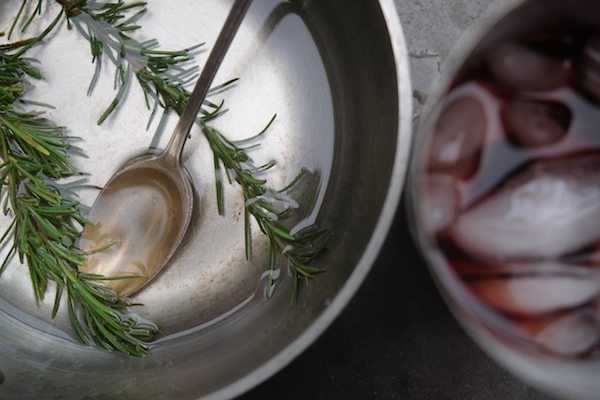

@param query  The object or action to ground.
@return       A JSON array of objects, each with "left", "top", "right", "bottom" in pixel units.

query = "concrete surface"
[{"left": 399, "top": 0, "right": 521, "bottom": 118}]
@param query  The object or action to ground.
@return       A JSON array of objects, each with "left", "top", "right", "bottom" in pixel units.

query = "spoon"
[{"left": 79, "top": 0, "right": 253, "bottom": 296}]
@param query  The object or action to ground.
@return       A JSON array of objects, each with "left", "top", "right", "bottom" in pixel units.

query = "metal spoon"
[{"left": 79, "top": 0, "right": 253, "bottom": 296}]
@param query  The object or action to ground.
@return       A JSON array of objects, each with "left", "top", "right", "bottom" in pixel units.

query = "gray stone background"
[
  {"left": 400, "top": 0, "right": 520, "bottom": 119},
  {"left": 240, "top": 1, "right": 564, "bottom": 399}
]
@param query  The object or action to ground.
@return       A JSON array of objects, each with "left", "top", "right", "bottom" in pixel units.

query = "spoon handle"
[{"left": 162, "top": 0, "right": 253, "bottom": 167}]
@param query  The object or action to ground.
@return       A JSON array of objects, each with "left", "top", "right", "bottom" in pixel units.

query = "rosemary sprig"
[
  {"left": 55, "top": 0, "right": 203, "bottom": 125},
  {"left": 203, "top": 124, "right": 331, "bottom": 304},
  {"left": 0, "top": 21, "right": 157, "bottom": 356}
]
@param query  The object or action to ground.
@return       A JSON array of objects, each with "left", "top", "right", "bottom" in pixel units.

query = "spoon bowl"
[{"left": 79, "top": 153, "right": 193, "bottom": 295}]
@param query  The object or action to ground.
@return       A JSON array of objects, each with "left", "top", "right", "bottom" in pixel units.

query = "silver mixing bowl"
[{"left": 0, "top": 0, "right": 412, "bottom": 398}]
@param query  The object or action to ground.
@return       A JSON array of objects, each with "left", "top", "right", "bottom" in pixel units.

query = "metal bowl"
[{"left": 0, "top": 0, "right": 412, "bottom": 398}]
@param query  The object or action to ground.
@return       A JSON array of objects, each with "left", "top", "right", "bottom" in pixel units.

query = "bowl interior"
[{"left": 0, "top": 0, "right": 411, "bottom": 398}]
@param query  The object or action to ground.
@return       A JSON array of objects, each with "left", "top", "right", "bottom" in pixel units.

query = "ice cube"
[
  {"left": 420, "top": 174, "right": 461, "bottom": 234},
  {"left": 486, "top": 42, "right": 571, "bottom": 92},
  {"left": 428, "top": 96, "right": 486, "bottom": 179},
  {"left": 502, "top": 99, "right": 570, "bottom": 148},
  {"left": 467, "top": 264, "right": 600, "bottom": 315},
  {"left": 533, "top": 311, "right": 598, "bottom": 356},
  {"left": 450, "top": 152, "right": 600, "bottom": 260}
]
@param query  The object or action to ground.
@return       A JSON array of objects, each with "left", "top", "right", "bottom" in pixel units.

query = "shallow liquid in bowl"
[
  {"left": 0, "top": 0, "right": 334, "bottom": 341},
  {"left": 417, "top": 29, "right": 600, "bottom": 358}
]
